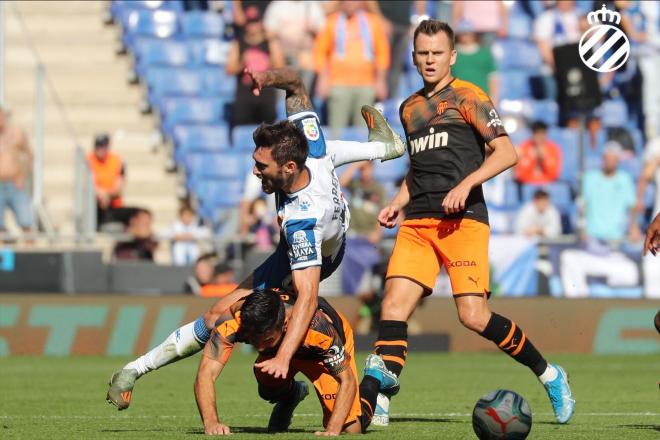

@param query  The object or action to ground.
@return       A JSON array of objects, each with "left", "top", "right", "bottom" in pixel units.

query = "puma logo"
[
  {"left": 468, "top": 276, "right": 480, "bottom": 287},
  {"left": 485, "top": 407, "right": 518, "bottom": 434},
  {"left": 502, "top": 338, "right": 518, "bottom": 352}
]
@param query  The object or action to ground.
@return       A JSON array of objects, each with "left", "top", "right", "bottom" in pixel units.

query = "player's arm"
[
  {"left": 318, "top": 366, "right": 358, "bottom": 436},
  {"left": 443, "top": 135, "right": 517, "bottom": 214},
  {"left": 246, "top": 67, "right": 313, "bottom": 116},
  {"left": 256, "top": 266, "right": 321, "bottom": 378},
  {"left": 635, "top": 158, "right": 659, "bottom": 215},
  {"left": 194, "top": 330, "right": 233, "bottom": 435},
  {"left": 378, "top": 169, "right": 411, "bottom": 228}
]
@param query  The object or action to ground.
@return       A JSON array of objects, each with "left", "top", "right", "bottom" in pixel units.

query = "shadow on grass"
[
  {"left": 184, "top": 426, "right": 309, "bottom": 435},
  {"left": 619, "top": 424, "right": 660, "bottom": 432},
  {"left": 390, "top": 417, "right": 465, "bottom": 424}
]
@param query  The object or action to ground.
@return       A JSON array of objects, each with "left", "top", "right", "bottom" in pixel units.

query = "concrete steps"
[{"left": 4, "top": 0, "right": 179, "bottom": 257}]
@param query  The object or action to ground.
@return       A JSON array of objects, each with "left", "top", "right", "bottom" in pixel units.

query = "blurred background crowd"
[{"left": 1, "top": 0, "right": 659, "bottom": 331}]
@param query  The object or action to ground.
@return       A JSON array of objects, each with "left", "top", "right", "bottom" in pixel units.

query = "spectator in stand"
[
  {"left": 165, "top": 205, "right": 211, "bottom": 266},
  {"left": 232, "top": 1, "right": 271, "bottom": 30},
  {"left": 113, "top": 208, "right": 158, "bottom": 261},
  {"left": 339, "top": 161, "right": 386, "bottom": 332},
  {"left": 533, "top": 0, "right": 583, "bottom": 102},
  {"left": 372, "top": 0, "right": 416, "bottom": 99},
  {"left": 245, "top": 198, "right": 277, "bottom": 252},
  {"left": 515, "top": 121, "right": 562, "bottom": 185},
  {"left": 87, "top": 133, "right": 131, "bottom": 230},
  {"left": 0, "top": 106, "right": 33, "bottom": 239},
  {"left": 452, "top": 0, "right": 508, "bottom": 48},
  {"left": 452, "top": 19, "right": 498, "bottom": 104},
  {"left": 635, "top": 135, "right": 660, "bottom": 297},
  {"left": 226, "top": 5, "right": 284, "bottom": 128},
  {"left": 560, "top": 143, "right": 639, "bottom": 297},
  {"left": 263, "top": 1, "right": 326, "bottom": 94},
  {"left": 314, "top": 0, "right": 390, "bottom": 137},
  {"left": 515, "top": 189, "right": 562, "bottom": 238},
  {"left": 184, "top": 254, "right": 238, "bottom": 297}
]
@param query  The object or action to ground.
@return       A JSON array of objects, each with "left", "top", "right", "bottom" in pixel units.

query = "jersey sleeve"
[
  {"left": 205, "top": 317, "right": 239, "bottom": 365},
  {"left": 289, "top": 111, "right": 327, "bottom": 158},
  {"left": 304, "top": 313, "right": 350, "bottom": 376},
  {"left": 457, "top": 87, "right": 508, "bottom": 143},
  {"left": 283, "top": 217, "right": 323, "bottom": 270}
]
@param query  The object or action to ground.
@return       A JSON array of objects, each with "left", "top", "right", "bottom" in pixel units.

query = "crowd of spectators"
[{"left": 103, "top": 0, "right": 660, "bottom": 301}]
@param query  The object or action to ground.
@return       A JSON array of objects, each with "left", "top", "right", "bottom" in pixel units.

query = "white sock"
[
  {"left": 124, "top": 321, "right": 204, "bottom": 377},
  {"left": 538, "top": 364, "right": 558, "bottom": 384},
  {"left": 326, "top": 140, "right": 386, "bottom": 167}
]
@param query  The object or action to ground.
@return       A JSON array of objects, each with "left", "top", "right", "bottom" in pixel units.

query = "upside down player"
[
  {"left": 195, "top": 288, "right": 398, "bottom": 435},
  {"left": 370, "top": 20, "right": 575, "bottom": 425},
  {"left": 107, "top": 67, "right": 405, "bottom": 410}
]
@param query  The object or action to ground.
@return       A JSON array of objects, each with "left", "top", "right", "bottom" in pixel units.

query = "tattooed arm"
[{"left": 245, "top": 67, "right": 314, "bottom": 116}]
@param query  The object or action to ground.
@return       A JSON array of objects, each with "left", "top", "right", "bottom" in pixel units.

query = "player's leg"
[
  {"left": 372, "top": 221, "right": 441, "bottom": 425},
  {"left": 106, "top": 243, "right": 291, "bottom": 410},
  {"left": 446, "top": 219, "right": 574, "bottom": 424},
  {"left": 254, "top": 355, "right": 309, "bottom": 432},
  {"left": 326, "top": 104, "right": 405, "bottom": 167}
]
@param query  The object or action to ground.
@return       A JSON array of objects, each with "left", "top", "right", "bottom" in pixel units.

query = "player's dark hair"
[
  {"left": 237, "top": 289, "right": 285, "bottom": 341},
  {"left": 533, "top": 189, "right": 549, "bottom": 200},
  {"left": 531, "top": 121, "right": 548, "bottom": 133},
  {"left": 253, "top": 120, "right": 308, "bottom": 170},
  {"left": 413, "top": 19, "right": 455, "bottom": 50}
]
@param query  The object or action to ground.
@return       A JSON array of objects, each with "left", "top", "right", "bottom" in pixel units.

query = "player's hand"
[
  {"left": 442, "top": 180, "right": 472, "bottom": 215},
  {"left": 204, "top": 421, "right": 231, "bottom": 435},
  {"left": 644, "top": 213, "right": 660, "bottom": 256},
  {"left": 254, "top": 355, "right": 289, "bottom": 379},
  {"left": 314, "top": 430, "right": 340, "bottom": 436},
  {"left": 244, "top": 67, "right": 265, "bottom": 96},
  {"left": 378, "top": 204, "right": 400, "bottom": 228}
]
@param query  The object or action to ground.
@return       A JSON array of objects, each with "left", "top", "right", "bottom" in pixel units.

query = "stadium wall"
[{"left": 1, "top": 295, "right": 658, "bottom": 356}]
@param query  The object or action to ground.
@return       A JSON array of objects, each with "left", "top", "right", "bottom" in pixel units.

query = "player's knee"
[
  {"left": 257, "top": 383, "right": 288, "bottom": 403},
  {"left": 380, "top": 294, "right": 407, "bottom": 320},
  {"left": 458, "top": 307, "right": 489, "bottom": 333}
]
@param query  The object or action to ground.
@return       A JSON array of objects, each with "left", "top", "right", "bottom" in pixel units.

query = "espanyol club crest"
[
  {"left": 302, "top": 118, "right": 320, "bottom": 141},
  {"left": 578, "top": 4, "right": 630, "bottom": 73}
]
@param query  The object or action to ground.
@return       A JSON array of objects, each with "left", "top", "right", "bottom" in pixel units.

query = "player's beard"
[{"left": 261, "top": 171, "right": 293, "bottom": 194}]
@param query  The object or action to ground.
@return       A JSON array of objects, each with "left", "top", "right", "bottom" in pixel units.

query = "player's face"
[
  {"left": 253, "top": 147, "right": 288, "bottom": 194},
  {"left": 251, "top": 328, "right": 284, "bottom": 353},
  {"left": 413, "top": 32, "right": 457, "bottom": 86}
]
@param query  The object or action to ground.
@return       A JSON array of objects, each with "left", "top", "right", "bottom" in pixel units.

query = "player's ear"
[
  {"left": 284, "top": 160, "right": 296, "bottom": 175},
  {"left": 450, "top": 48, "right": 457, "bottom": 66}
]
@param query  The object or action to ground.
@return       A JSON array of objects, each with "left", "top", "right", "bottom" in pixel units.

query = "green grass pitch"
[{"left": 1, "top": 352, "right": 658, "bottom": 439}]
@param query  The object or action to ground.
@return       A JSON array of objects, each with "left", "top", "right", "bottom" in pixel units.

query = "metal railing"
[{"left": 2, "top": 1, "right": 96, "bottom": 242}]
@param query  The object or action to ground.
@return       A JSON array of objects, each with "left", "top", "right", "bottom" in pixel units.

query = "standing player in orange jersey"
[{"left": 370, "top": 20, "right": 574, "bottom": 426}]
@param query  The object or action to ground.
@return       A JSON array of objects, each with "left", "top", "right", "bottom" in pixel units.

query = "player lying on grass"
[
  {"left": 107, "top": 67, "right": 405, "bottom": 410},
  {"left": 195, "top": 288, "right": 398, "bottom": 435}
]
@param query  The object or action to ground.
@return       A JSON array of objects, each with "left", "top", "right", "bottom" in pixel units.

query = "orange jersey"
[
  {"left": 399, "top": 78, "right": 508, "bottom": 224},
  {"left": 209, "top": 292, "right": 350, "bottom": 376}
]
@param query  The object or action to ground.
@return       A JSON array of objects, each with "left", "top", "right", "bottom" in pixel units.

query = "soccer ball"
[{"left": 472, "top": 390, "right": 532, "bottom": 440}]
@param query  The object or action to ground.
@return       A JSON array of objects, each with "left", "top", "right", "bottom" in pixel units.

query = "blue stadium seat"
[
  {"left": 134, "top": 39, "right": 189, "bottom": 79},
  {"left": 173, "top": 124, "right": 231, "bottom": 162},
  {"left": 599, "top": 100, "right": 628, "bottom": 128},
  {"left": 111, "top": 0, "right": 183, "bottom": 22},
  {"left": 548, "top": 128, "right": 579, "bottom": 184},
  {"left": 121, "top": 10, "right": 179, "bottom": 51},
  {"left": 232, "top": 124, "right": 259, "bottom": 150},
  {"left": 493, "top": 40, "right": 542, "bottom": 71},
  {"left": 373, "top": 157, "right": 409, "bottom": 183},
  {"left": 188, "top": 39, "right": 230, "bottom": 66},
  {"left": 195, "top": 179, "right": 244, "bottom": 211},
  {"left": 160, "top": 97, "right": 228, "bottom": 139},
  {"left": 506, "top": 12, "right": 533, "bottom": 39},
  {"left": 499, "top": 71, "right": 532, "bottom": 100},
  {"left": 339, "top": 126, "right": 368, "bottom": 142},
  {"left": 202, "top": 68, "right": 237, "bottom": 97},
  {"left": 146, "top": 67, "right": 204, "bottom": 108},
  {"left": 521, "top": 182, "right": 574, "bottom": 214},
  {"left": 508, "top": 126, "right": 531, "bottom": 147},
  {"left": 526, "top": 100, "right": 559, "bottom": 126},
  {"left": 185, "top": 152, "right": 246, "bottom": 190},
  {"left": 181, "top": 11, "right": 225, "bottom": 39}
]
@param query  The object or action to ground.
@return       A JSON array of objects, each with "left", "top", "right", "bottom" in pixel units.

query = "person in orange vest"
[{"left": 87, "top": 133, "right": 125, "bottom": 229}]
